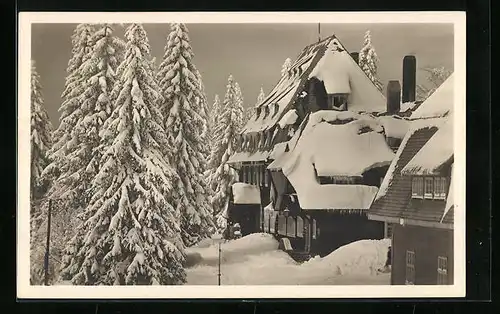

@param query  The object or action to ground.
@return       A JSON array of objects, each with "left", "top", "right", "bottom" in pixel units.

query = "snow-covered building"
[
  {"left": 225, "top": 183, "right": 262, "bottom": 237},
  {"left": 226, "top": 34, "right": 420, "bottom": 259},
  {"left": 368, "top": 73, "right": 455, "bottom": 285}
]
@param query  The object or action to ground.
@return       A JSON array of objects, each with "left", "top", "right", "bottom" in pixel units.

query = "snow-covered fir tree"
[
  {"left": 257, "top": 86, "right": 266, "bottom": 104},
  {"left": 156, "top": 23, "right": 214, "bottom": 247},
  {"left": 31, "top": 24, "right": 125, "bottom": 285},
  {"left": 416, "top": 66, "right": 452, "bottom": 101},
  {"left": 281, "top": 57, "right": 292, "bottom": 77},
  {"left": 194, "top": 69, "right": 212, "bottom": 163},
  {"left": 29, "top": 61, "right": 54, "bottom": 285},
  {"left": 41, "top": 23, "right": 122, "bottom": 219},
  {"left": 208, "top": 94, "right": 222, "bottom": 169},
  {"left": 43, "top": 24, "right": 96, "bottom": 182},
  {"left": 358, "top": 30, "right": 383, "bottom": 91},
  {"left": 234, "top": 82, "right": 244, "bottom": 115},
  {"left": 30, "top": 24, "right": 96, "bottom": 284},
  {"left": 59, "top": 24, "right": 186, "bottom": 285},
  {"left": 30, "top": 61, "right": 53, "bottom": 200},
  {"left": 208, "top": 75, "right": 244, "bottom": 230}
]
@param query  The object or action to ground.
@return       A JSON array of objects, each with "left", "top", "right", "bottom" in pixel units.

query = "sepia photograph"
[{"left": 18, "top": 12, "right": 466, "bottom": 299}]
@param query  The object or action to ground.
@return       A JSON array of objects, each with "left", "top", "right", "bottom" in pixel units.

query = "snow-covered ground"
[{"left": 186, "top": 233, "right": 391, "bottom": 285}]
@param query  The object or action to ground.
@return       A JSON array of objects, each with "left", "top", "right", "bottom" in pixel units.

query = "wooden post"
[
  {"left": 44, "top": 199, "right": 52, "bottom": 286},
  {"left": 217, "top": 242, "right": 221, "bottom": 285}
]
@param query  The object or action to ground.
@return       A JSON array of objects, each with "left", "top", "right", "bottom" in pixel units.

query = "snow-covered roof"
[
  {"left": 298, "top": 184, "right": 379, "bottom": 210},
  {"left": 269, "top": 141, "right": 288, "bottom": 160},
  {"left": 376, "top": 115, "right": 410, "bottom": 139},
  {"left": 269, "top": 111, "right": 393, "bottom": 210},
  {"left": 410, "top": 73, "right": 454, "bottom": 120},
  {"left": 241, "top": 35, "right": 386, "bottom": 134},
  {"left": 281, "top": 111, "right": 395, "bottom": 178},
  {"left": 373, "top": 74, "right": 455, "bottom": 201},
  {"left": 400, "top": 101, "right": 419, "bottom": 113},
  {"left": 401, "top": 116, "right": 453, "bottom": 175},
  {"left": 278, "top": 109, "right": 298, "bottom": 128},
  {"left": 374, "top": 117, "right": 448, "bottom": 201},
  {"left": 232, "top": 182, "right": 261, "bottom": 204},
  {"left": 226, "top": 150, "right": 270, "bottom": 164},
  {"left": 242, "top": 38, "right": 329, "bottom": 133},
  {"left": 308, "top": 42, "right": 386, "bottom": 113}
]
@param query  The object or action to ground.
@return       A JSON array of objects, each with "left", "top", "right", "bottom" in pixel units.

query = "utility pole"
[
  {"left": 217, "top": 241, "right": 221, "bottom": 285},
  {"left": 318, "top": 23, "right": 321, "bottom": 42},
  {"left": 44, "top": 199, "right": 52, "bottom": 286}
]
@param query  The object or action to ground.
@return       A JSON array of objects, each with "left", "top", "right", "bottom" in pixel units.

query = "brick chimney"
[
  {"left": 386, "top": 80, "right": 401, "bottom": 114},
  {"left": 350, "top": 52, "right": 359, "bottom": 64},
  {"left": 402, "top": 55, "right": 417, "bottom": 103}
]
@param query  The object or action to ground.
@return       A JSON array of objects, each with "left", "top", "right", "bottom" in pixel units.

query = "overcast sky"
[{"left": 31, "top": 23, "right": 454, "bottom": 126}]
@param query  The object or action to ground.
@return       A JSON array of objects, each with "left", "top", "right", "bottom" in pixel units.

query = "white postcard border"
[{"left": 17, "top": 11, "right": 467, "bottom": 299}]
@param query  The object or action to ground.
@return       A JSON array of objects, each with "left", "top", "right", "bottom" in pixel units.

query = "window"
[
  {"left": 411, "top": 177, "right": 424, "bottom": 199},
  {"left": 270, "top": 213, "right": 276, "bottom": 233},
  {"left": 434, "top": 177, "right": 447, "bottom": 200},
  {"left": 424, "top": 177, "right": 433, "bottom": 199},
  {"left": 328, "top": 94, "right": 349, "bottom": 110},
  {"left": 296, "top": 217, "right": 304, "bottom": 238},
  {"left": 242, "top": 166, "right": 247, "bottom": 183},
  {"left": 413, "top": 176, "right": 448, "bottom": 200},
  {"left": 277, "top": 215, "right": 287, "bottom": 235},
  {"left": 437, "top": 256, "right": 448, "bottom": 285},
  {"left": 263, "top": 213, "right": 270, "bottom": 233},
  {"left": 405, "top": 250, "right": 416, "bottom": 285},
  {"left": 312, "top": 219, "right": 317, "bottom": 240},
  {"left": 385, "top": 223, "right": 393, "bottom": 239},
  {"left": 286, "top": 216, "right": 296, "bottom": 237},
  {"left": 264, "top": 169, "right": 269, "bottom": 187},
  {"left": 256, "top": 165, "right": 261, "bottom": 187},
  {"left": 253, "top": 166, "right": 257, "bottom": 185}
]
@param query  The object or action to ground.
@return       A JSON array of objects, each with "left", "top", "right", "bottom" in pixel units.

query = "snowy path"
[{"left": 185, "top": 233, "right": 391, "bottom": 285}]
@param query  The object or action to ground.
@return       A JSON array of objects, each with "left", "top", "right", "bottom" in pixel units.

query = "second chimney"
[
  {"left": 386, "top": 80, "right": 401, "bottom": 114},
  {"left": 350, "top": 52, "right": 360, "bottom": 64},
  {"left": 402, "top": 55, "right": 417, "bottom": 103}
]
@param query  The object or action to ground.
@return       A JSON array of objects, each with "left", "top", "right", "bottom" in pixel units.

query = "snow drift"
[{"left": 185, "top": 233, "right": 391, "bottom": 285}]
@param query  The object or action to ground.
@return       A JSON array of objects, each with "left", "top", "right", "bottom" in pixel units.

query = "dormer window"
[
  {"left": 256, "top": 107, "right": 262, "bottom": 118},
  {"left": 328, "top": 93, "right": 349, "bottom": 110},
  {"left": 412, "top": 176, "right": 448, "bottom": 200},
  {"left": 264, "top": 106, "right": 270, "bottom": 118}
]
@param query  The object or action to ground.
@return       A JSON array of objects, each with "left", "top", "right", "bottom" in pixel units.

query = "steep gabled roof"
[
  {"left": 368, "top": 125, "right": 439, "bottom": 221},
  {"left": 410, "top": 73, "right": 454, "bottom": 120},
  {"left": 401, "top": 116, "right": 454, "bottom": 175},
  {"left": 368, "top": 74, "right": 455, "bottom": 228},
  {"left": 241, "top": 34, "right": 386, "bottom": 135},
  {"left": 242, "top": 36, "right": 334, "bottom": 134}
]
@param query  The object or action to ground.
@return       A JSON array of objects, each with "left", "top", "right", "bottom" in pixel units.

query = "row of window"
[
  {"left": 237, "top": 129, "right": 275, "bottom": 152},
  {"left": 255, "top": 103, "right": 280, "bottom": 120},
  {"left": 411, "top": 176, "right": 448, "bottom": 200},
  {"left": 405, "top": 251, "right": 449, "bottom": 285},
  {"left": 264, "top": 212, "right": 318, "bottom": 240},
  {"left": 240, "top": 165, "right": 270, "bottom": 187},
  {"left": 318, "top": 175, "right": 362, "bottom": 185}
]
